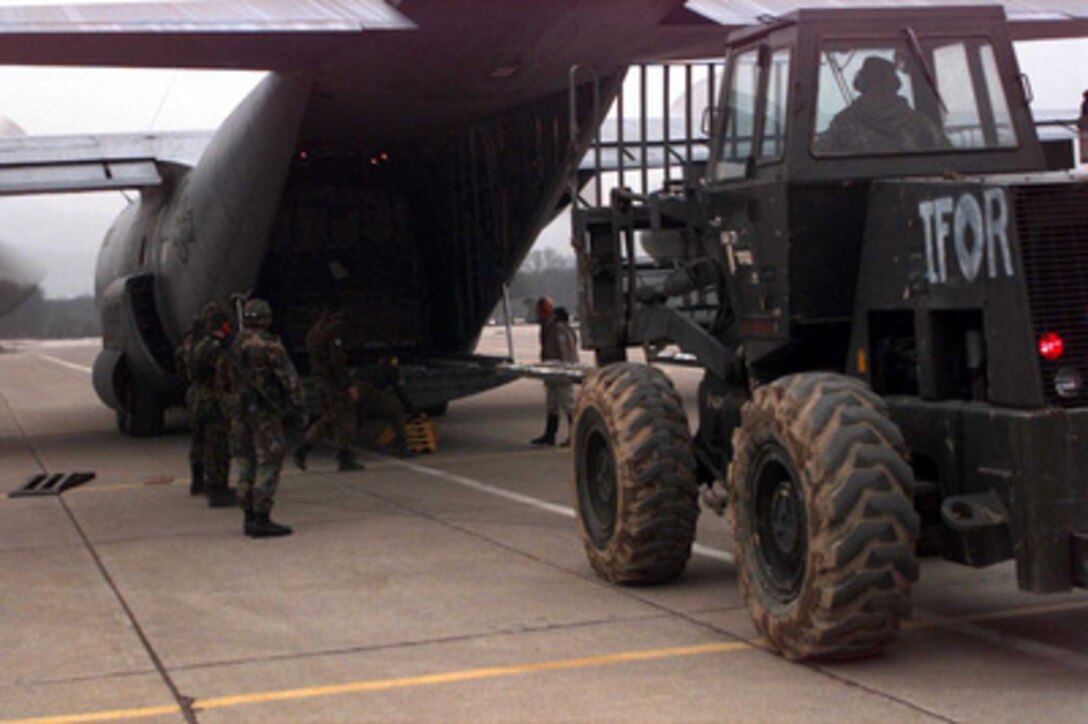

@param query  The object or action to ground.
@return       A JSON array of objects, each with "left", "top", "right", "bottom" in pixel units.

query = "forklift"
[{"left": 568, "top": 5, "right": 1088, "bottom": 660}]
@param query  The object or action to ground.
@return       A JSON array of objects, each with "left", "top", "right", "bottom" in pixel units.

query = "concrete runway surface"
[{"left": 1, "top": 327, "right": 1087, "bottom": 722}]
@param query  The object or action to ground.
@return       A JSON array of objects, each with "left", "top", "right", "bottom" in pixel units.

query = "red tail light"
[{"left": 1039, "top": 332, "right": 1064, "bottom": 361}]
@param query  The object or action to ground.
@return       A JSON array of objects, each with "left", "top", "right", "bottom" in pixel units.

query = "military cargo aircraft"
[{"left": 0, "top": 0, "right": 1084, "bottom": 435}]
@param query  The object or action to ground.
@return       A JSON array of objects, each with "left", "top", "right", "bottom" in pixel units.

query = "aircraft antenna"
[{"left": 148, "top": 71, "right": 179, "bottom": 131}]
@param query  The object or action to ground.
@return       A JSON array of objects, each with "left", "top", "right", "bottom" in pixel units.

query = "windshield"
[{"left": 812, "top": 37, "right": 1017, "bottom": 157}]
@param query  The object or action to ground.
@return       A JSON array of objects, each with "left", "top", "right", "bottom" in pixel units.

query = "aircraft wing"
[
  {"left": 686, "top": 0, "right": 1088, "bottom": 40},
  {"left": 0, "top": 0, "right": 1080, "bottom": 74},
  {"left": 0, "top": 0, "right": 413, "bottom": 69},
  {"left": 0, "top": 131, "right": 213, "bottom": 195}
]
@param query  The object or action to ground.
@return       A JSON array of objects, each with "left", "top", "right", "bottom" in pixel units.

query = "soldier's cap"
[
  {"left": 554, "top": 306, "right": 570, "bottom": 323},
  {"left": 854, "top": 57, "right": 901, "bottom": 95}
]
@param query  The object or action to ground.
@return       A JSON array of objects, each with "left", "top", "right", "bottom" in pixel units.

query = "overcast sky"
[{"left": 0, "top": 0, "right": 1084, "bottom": 297}]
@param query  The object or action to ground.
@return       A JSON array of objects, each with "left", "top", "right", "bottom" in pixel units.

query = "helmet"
[
  {"left": 243, "top": 298, "right": 273, "bottom": 328},
  {"left": 854, "top": 56, "right": 901, "bottom": 95}
]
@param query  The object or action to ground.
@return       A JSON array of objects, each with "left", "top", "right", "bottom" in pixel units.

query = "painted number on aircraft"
[{"left": 917, "top": 189, "right": 1013, "bottom": 284}]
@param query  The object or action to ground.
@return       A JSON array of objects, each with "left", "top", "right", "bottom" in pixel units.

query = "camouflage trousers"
[
  {"left": 231, "top": 410, "right": 286, "bottom": 514},
  {"left": 192, "top": 408, "right": 230, "bottom": 489},
  {"left": 544, "top": 380, "right": 575, "bottom": 416},
  {"left": 304, "top": 383, "right": 357, "bottom": 451},
  {"left": 361, "top": 386, "right": 407, "bottom": 445}
]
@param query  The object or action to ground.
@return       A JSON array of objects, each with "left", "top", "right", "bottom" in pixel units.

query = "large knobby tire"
[
  {"left": 572, "top": 362, "right": 699, "bottom": 584},
  {"left": 728, "top": 373, "right": 920, "bottom": 661}
]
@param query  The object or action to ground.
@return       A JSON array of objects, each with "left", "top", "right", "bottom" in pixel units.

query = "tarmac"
[{"left": 1, "top": 327, "right": 1087, "bottom": 722}]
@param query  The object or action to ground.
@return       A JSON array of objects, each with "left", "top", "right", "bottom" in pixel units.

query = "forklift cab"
[
  {"left": 706, "top": 5, "right": 1047, "bottom": 185},
  {"left": 696, "top": 5, "right": 1050, "bottom": 379}
]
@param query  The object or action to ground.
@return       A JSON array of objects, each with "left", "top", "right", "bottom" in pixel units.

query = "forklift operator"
[{"left": 815, "top": 56, "right": 950, "bottom": 155}]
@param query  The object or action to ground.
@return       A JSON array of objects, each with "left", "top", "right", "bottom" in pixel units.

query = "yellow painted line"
[
  {"left": 194, "top": 641, "right": 750, "bottom": 711},
  {"left": 1, "top": 642, "right": 750, "bottom": 723},
  {"left": 1, "top": 703, "right": 179, "bottom": 724}
]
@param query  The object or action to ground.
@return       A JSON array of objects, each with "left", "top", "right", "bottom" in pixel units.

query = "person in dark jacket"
[
  {"left": 815, "top": 56, "right": 949, "bottom": 155},
  {"left": 531, "top": 299, "right": 579, "bottom": 446},
  {"left": 294, "top": 307, "right": 363, "bottom": 472},
  {"left": 359, "top": 354, "right": 415, "bottom": 456}
]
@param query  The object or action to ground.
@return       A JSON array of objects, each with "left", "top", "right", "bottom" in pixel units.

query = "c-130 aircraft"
[{"left": 0, "top": 0, "right": 1083, "bottom": 435}]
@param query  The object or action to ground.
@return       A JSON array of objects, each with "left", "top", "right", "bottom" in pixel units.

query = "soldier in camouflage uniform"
[
  {"left": 359, "top": 354, "right": 414, "bottom": 455},
  {"left": 189, "top": 307, "right": 235, "bottom": 507},
  {"left": 219, "top": 298, "right": 305, "bottom": 538},
  {"left": 176, "top": 314, "right": 208, "bottom": 496},
  {"left": 293, "top": 307, "right": 363, "bottom": 472},
  {"left": 815, "top": 56, "right": 950, "bottom": 155}
]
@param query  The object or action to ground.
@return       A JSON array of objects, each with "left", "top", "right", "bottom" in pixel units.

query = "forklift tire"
[
  {"left": 729, "top": 373, "right": 919, "bottom": 661},
  {"left": 572, "top": 362, "right": 699, "bottom": 584}
]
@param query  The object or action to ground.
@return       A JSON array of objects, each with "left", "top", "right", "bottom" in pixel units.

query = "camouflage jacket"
[
  {"left": 219, "top": 328, "right": 304, "bottom": 419},
  {"left": 190, "top": 333, "right": 229, "bottom": 417},
  {"left": 306, "top": 316, "right": 350, "bottom": 390},
  {"left": 358, "top": 358, "right": 411, "bottom": 408},
  {"left": 815, "top": 93, "right": 950, "bottom": 155}
]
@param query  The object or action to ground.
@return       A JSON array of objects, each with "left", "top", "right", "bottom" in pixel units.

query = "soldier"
[
  {"left": 220, "top": 298, "right": 305, "bottom": 538},
  {"left": 190, "top": 308, "right": 235, "bottom": 507},
  {"left": 176, "top": 314, "right": 207, "bottom": 496},
  {"left": 359, "top": 354, "right": 414, "bottom": 456},
  {"left": 531, "top": 301, "right": 579, "bottom": 446},
  {"left": 293, "top": 307, "right": 363, "bottom": 472},
  {"left": 815, "top": 56, "right": 949, "bottom": 155}
]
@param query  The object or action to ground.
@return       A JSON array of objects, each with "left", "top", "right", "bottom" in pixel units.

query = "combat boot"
[
  {"left": 243, "top": 508, "right": 256, "bottom": 537},
  {"left": 189, "top": 463, "right": 205, "bottom": 496},
  {"left": 250, "top": 511, "right": 292, "bottom": 538},
  {"left": 207, "top": 485, "right": 236, "bottom": 508},
  {"left": 559, "top": 415, "right": 573, "bottom": 448},
  {"left": 293, "top": 443, "right": 311, "bottom": 471},
  {"left": 336, "top": 450, "right": 364, "bottom": 472},
  {"left": 393, "top": 442, "right": 416, "bottom": 458},
  {"left": 530, "top": 414, "right": 559, "bottom": 446}
]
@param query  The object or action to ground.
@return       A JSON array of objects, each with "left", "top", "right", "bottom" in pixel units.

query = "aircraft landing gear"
[{"left": 118, "top": 378, "right": 164, "bottom": 437}]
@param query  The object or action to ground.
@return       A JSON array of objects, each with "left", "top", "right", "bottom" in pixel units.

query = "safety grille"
[{"left": 1015, "top": 182, "right": 1088, "bottom": 406}]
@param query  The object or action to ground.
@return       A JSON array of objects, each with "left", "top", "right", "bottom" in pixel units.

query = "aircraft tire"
[
  {"left": 125, "top": 380, "right": 165, "bottom": 438},
  {"left": 572, "top": 362, "right": 698, "bottom": 584},
  {"left": 422, "top": 402, "right": 448, "bottom": 418},
  {"left": 729, "top": 372, "right": 919, "bottom": 661}
]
